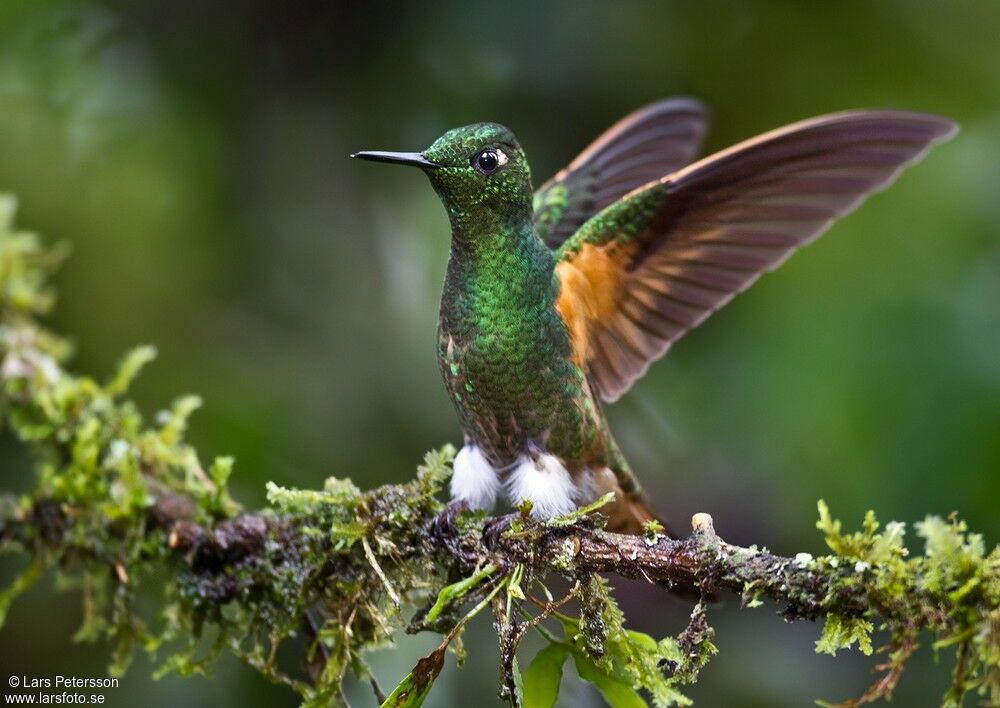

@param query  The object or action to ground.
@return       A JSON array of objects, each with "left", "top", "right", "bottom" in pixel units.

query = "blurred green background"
[{"left": 1, "top": 1, "right": 998, "bottom": 705}]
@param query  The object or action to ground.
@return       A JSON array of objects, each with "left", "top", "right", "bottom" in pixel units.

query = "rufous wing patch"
[
  {"left": 555, "top": 241, "right": 634, "bottom": 366},
  {"left": 554, "top": 110, "right": 956, "bottom": 402}
]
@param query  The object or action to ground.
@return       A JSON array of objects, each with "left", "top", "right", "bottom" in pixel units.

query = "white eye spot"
[{"left": 472, "top": 147, "right": 509, "bottom": 175}]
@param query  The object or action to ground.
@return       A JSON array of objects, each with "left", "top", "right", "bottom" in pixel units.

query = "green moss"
[
  {"left": 557, "top": 575, "right": 694, "bottom": 707},
  {"left": 816, "top": 614, "right": 874, "bottom": 656},
  {"left": 813, "top": 503, "right": 999, "bottom": 705}
]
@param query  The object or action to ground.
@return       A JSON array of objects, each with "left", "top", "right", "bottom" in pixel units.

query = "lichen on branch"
[{"left": 0, "top": 194, "right": 997, "bottom": 707}]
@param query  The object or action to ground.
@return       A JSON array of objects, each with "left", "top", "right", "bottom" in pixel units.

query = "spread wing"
[
  {"left": 554, "top": 110, "right": 958, "bottom": 402},
  {"left": 533, "top": 98, "right": 709, "bottom": 250}
]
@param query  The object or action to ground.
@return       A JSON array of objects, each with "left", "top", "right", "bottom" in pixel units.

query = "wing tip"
[
  {"left": 645, "top": 96, "right": 710, "bottom": 117},
  {"left": 928, "top": 115, "right": 960, "bottom": 141},
  {"left": 821, "top": 108, "right": 960, "bottom": 142},
  {"left": 619, "top": 97, "right": 711, "bottom": 140}
]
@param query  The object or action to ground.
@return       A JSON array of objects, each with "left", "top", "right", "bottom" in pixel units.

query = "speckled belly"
[{"left": 436, "top": 318, "right": 606, "bottom": 472}]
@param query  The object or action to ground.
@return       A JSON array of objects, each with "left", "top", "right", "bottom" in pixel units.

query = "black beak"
[{"left": 350, "top": 151, "right": 442, "bottom": 169}]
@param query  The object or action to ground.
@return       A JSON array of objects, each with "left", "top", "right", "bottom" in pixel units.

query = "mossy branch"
[{"left": 0, "top": 195, "right": 997, "bottom": 707}]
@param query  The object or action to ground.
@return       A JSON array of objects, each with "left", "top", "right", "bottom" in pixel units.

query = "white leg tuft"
[
  {"left": 451, "top": 445, "right": 501, "bottom": 511},
  {"left": 505, "top": 453, "right": 580, "bottom": 519}
]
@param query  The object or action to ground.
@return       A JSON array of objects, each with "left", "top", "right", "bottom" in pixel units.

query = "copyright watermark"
[{"left": 4, "top": 676, "right": 118, "bottom": 704}]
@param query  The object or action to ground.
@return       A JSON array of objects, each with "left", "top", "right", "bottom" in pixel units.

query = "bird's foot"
[
  {"left": 482, "top": 512, "right": 520, "bottom": 550},
  {"left": 429, "top": 499, "right": 482, "bottom": 567},
  {"left": 430, "top": 499, "right": 471, "bottom": 540}
]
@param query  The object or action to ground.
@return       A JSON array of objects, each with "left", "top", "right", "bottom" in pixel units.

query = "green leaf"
[
  {"left": 522, "top": 643, "right": 568, "bottom": 708},
  {"left": 512, "top": 655, "right": 525, "bottom": 708},
  {"left": 571, "top": 651, "right": 646, "bottom": 708},
  {"left": 381, "top": 646, "right": 446, "bottom": 708},
  {"left": 545, "top": 492, "right": 616, "bottom": 527},
  {"left": 0, "top": 559, "right": 43, "bottom": 629},
  {"left": 424, "top": 563, "right": 498, "bottom": 624}
]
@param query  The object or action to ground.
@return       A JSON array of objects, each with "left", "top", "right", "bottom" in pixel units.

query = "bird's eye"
[{"left": 472, "top": 148, "right": 508, "bottom": 175}]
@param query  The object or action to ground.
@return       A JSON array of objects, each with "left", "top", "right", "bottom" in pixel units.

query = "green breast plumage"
[{"left": 436, "top": 224, "right": 604, "bottom": 472}]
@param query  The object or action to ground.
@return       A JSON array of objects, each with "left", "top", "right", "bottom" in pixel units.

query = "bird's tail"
[
  {"left": 595, "top": 442, "right": 711, "bottom": 601},
  {"left": 596, "top": 436, "right": 673, "bottom": 536},
  {"left": 593, "top": 466, "right": 675, "bottom": 537}
]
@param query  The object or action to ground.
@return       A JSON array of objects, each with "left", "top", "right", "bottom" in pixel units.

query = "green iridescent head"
[{"left": 353, "top": 123, "right": 533, "bottom": 221}]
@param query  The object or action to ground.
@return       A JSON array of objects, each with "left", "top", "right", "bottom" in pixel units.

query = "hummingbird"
[{"left": 353, "top": 99, "right": 956, "bottom": 534}]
